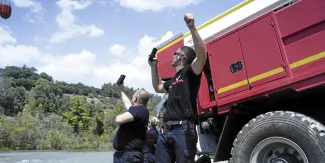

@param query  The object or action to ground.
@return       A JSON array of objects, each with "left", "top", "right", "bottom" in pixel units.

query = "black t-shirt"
[
  {"left": 163, "top": 65, "right": 202, "bottom": 122},
  {"left": 113, "top": 105, "right": 149, "bottom": 151}
]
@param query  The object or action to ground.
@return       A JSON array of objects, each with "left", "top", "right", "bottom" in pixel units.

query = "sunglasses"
[{"left": 174, "top": 52, "right": 184, "bottom": 57}]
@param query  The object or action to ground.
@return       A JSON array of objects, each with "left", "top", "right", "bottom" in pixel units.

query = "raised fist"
[{"left": 184, "top": 13, "right": 195, "bottom": 28}]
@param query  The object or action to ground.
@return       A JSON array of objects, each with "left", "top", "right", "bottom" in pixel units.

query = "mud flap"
[{"left": 213, "top": 108, "right": 251, "bottom": 162}]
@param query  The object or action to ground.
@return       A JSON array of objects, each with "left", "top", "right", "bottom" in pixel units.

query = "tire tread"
[{"left": 229, "top": 111, "right": 325, "bottom": 163}]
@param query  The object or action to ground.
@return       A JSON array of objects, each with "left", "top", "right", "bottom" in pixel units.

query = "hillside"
[{"left": 0, "top": 65, "right": 161, "bottom": 150}]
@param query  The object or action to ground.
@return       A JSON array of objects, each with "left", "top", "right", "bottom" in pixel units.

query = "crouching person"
[
  {"left": 143, "top": 117, "right": 159, "bottom": 163},
  {"left": 112, "top": 89, "right": 150, "bottom": 163}
]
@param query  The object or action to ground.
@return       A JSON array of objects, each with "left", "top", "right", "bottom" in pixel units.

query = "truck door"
[
  {"left": 208, "top": 31, "right": 249, "bottom": 99},
  {"left": 238, "top": 14, "right": 287, "bottom": 88}
]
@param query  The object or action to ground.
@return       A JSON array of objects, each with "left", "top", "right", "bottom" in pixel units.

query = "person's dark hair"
[{"left": 180, "top": 46, "right": 196, "bottom": 66}]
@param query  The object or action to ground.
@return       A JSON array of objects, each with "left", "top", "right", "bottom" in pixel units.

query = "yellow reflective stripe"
[
  {"left": 218, "top": 51, "right": 325, "bottom": 94},
  {"left": 218, "top": 80, "right": 248, "bottom": 94},
  {"left": 156, "top": 37, "right": 184, "bottom": 54},
  {"left": 184, "top": 0, "right": 255, "bottom": 38},
  {"left": 156, "top": 0, "right": 255, "bottom": 56},
  {"left": 290, "top": 51, "right": 325, "bottom": 69},
  {"left": 248, "top": 67, "right": 284, "bottom": 83},
  {"left": 217, "top": 67, "right": 284, "bottom": 94}
]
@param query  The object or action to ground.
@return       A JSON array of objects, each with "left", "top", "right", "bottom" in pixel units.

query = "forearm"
[
  {"left": 150, "top": 66, "right": 162, "bottom": 92},
  {"left": 121, "top": 92, "right": 132, "bottom": 109},
  {"left": 190, "top": 28, "right": 206, "bottom": 59}
]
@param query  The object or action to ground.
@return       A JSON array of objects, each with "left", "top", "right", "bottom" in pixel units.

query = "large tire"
[
  {"left": 195, "top": 155, "right": 212, "bottom": 163},
  {"left": 230, "top": 111, "right": 325, "bottom": 163}
]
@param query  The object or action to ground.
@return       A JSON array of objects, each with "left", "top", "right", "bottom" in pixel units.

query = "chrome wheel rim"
[{"left": 250, "top": 137, "right": 309, "bottom": 163}]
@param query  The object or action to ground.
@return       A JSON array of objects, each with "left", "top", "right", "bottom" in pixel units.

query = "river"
[{"left": 0, "top": 151, "right": 114, "bottom": 163}]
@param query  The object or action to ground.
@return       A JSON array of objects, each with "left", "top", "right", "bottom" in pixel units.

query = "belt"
[
  {"left": 161, "top": 120, "right": 194, "bottom": 133},
  {"left": 164, "top": 120, "right": 192, "bottom": 126}
]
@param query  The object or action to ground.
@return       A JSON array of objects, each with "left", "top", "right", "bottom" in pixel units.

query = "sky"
[{"left": 0, "top": 0, "right": 243, "bottom": 94}]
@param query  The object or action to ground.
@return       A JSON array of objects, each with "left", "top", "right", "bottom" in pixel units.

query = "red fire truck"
[{"left": 154, "top": 0, "right": 325, "bottom": 162}]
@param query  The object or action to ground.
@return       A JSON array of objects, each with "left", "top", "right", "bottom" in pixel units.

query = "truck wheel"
[
  {"left": 230, "top": 111, "right": 325, "bottom": 163},
  {"left": 195, "top": 155, "right": 211, "bottom": 163}
]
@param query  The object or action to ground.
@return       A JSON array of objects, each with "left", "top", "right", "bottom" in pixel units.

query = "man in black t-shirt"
[
  {"left": 112, "top": 89, "right": 150, "bottom": 163},
  {"left": 149, "top": 13, "right": 207, "bottom": 163}
]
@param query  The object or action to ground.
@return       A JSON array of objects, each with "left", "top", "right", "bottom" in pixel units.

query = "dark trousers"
[
  {"left": 155, "top": 122, "right": 197, "bottom": 163},
  {"left": 113, "top": 151, "right": 143, "bottom": 163},
  {"left": 144, "top": 152, "right": 155, "bottom": 163}
]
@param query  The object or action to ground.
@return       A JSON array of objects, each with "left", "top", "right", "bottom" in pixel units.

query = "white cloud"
[
  {"left": 109, "top": 44, "right": 126, "bottom": 56},
  {"left": 12, "top": 0, "right": 45, "bottom": 23},
  {"left": 0, "top": 25, "right": 40, "bottom": 67},
  {"left": 40, "top": 31, "right": 174, "bottom": 93},
  {"left": 112, "top": 0, "right": 202, "bottom": 12},
  {"left": 12, "top": 0, "right": 43, "bottom": 12},
  {"left": 0, "top": 25, "right": 16, "bottom": 45},
  {"left": 0, "top": 23, "right": 174, "bottom": 94},
  {"left": 0, "top": 45, "right": 41, "bottom": 67},
  {"left": 50, "top": 0, "right": 105, "bottom": 43},
  {"left": 36, "top": 50, "right": 97, "bottom": 83}
]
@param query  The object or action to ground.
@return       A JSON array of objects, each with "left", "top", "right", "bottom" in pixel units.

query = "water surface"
[{"left": 0, "top": 151, "right": 114, "bottom": 163}]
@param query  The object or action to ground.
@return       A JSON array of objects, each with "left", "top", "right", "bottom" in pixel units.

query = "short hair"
[
  {"left": 149, "top": 116, "right": 159, "bottom": 126},
  {"left": 180, "top": 46, "right": 196, "bottom": 66},
  {"left": 137, "top": 89, "right": 150, "bottom": 105}
]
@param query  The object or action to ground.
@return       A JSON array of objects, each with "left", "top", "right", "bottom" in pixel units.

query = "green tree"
[
  {"left": 0, "top": 65, "right": 161, "bottom": 151},
  {"left": 1, "top": 86, "right": 27, "bottom": 116},
  {"left": 63, "top": 96, "right": 92, "bottom": 133},
  {"left": 40, "top": 72, "right": 53, "bottom": 82},
  {"left": 32, "top": 78, "right": 65, "bottom": 114}
]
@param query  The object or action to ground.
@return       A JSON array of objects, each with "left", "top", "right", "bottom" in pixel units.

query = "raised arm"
[
  {"left": 115, "top": 92, "right": 133, "bottom": 125},
  {"left": 184, "top": 13, "right": 207, "bottom": 75},
  {"left": 149, "top": 59, "right": 168, "bottom": 93},
  {"left": 120, "top": 92, "right": 132, "bottom": 110}
]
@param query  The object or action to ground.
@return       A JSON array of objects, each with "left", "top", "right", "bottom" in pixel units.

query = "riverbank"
[{"left": 0, "top": 148, "right": 11, "bottom": 152}]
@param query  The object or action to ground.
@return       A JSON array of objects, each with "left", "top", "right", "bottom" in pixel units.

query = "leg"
[
  {"left": 115, "top": 151, "right": 143, "bottom": 163},
  {"left": 171, "top": 124, "right": 198, "bottom": 163},
  {"left": 144, "top": 153, "right": 155, "bottom": 163},
  {"left": 113, "top": 151, "right": 121, "bottom": 163},
  {"left": 155, "top": 133, "right": 175, "bottom": 163}
]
